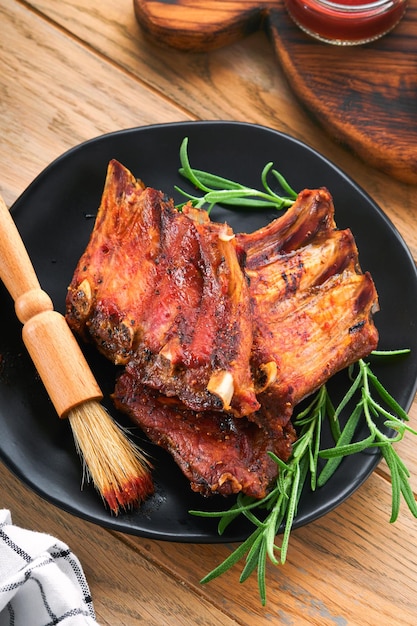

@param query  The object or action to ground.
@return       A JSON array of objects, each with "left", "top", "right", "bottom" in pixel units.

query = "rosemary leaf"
[
  {"left": 398, "top": 466, "right": 417, "bottom": 517},
  {"left": 281, "top": 463, "right": 301, "bottom": 564},
  {"left": 319, "top": 435, "right": 377, "bottom": 459},
  {"left": 240, "top": 533, "right": 264, "bottom": 583},
  {"left": 178, "top": 137, "right": 211, "bottom": 193},
  {"left": 200, "top": 529, "right": 262, "bottom": 583},
  {"left": 367, "top": 367, "right": 410, "bottom": 421},
  {"left": 217, "top": 498, "right": 246, "bottom": 535},
  {"left": 333, "top": 369, "right": 364, "bottom": 420},
  {"left": 178, "top": 167, "right": 246, "bottom": 191},
  {"left": 270, "top": 168, "right": 298, "bottom": 198},
  {"left": 381, "top": 444, "right": 401, "bottom": 523},
  {"left": 257, "top": 540, "right": 268, "bottom": 605},
  {"left": 317, "top": 401, "right": 365, "bottom": 487}
]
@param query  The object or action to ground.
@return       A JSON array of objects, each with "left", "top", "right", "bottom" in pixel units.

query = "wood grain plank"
[
  {"left": 0, "top": 464, "right": 240, "bottom": 626},
  {"left": 117, "top": 471, "right": 417, "bottom": 625},
  {"left": 26, "top": 0, "right": 312, "bottom": 140},
  {"left": 0, "top": 0, "right": 190, "bottom": 207}
]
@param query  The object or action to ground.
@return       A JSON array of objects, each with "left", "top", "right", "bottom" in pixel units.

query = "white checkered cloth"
[{"left": 0, "top": 510, "right": 98, "bottom": 625}]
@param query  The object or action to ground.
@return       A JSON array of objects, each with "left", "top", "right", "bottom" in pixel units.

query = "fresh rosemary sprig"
[
  {"left": 190, "top": 352, "right": 417, "bottom": 605},
  {"left": 175, "top": 137, "right": 297, "bottom": 213},
  {"left": 318, "top": 354, "right": 417, "bottom": 523}
]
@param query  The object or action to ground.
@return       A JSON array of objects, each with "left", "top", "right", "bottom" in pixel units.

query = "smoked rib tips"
[{"left": 66, "top": 160, "right": 379, "bottom": 500}]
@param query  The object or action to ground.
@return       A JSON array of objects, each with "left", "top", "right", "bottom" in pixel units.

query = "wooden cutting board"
[{"left": 133, "top": 0, "right": 417, "bottom": 185}]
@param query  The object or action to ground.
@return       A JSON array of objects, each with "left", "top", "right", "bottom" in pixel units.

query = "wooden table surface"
[{"left": 1, "top": 1, "right": 416, "bottom": 624}]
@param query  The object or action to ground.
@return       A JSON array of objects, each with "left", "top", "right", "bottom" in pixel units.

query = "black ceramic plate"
[{"left": 1, "top": 121, "right": 417, "bottom": 542}]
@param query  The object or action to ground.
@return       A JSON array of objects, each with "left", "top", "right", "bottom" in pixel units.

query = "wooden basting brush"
[{"left": 0, "top": 195, "right": 154, "bottom": 513}]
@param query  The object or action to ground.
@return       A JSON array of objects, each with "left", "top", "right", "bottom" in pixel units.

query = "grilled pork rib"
[
  {"left": 66, "top": 161, "right": 379, "bottom": 500},
  {"left": 113, "top": 379, "right": 296, "bottom": 498},
  {"left": 66, "top": 159, "right": 259, "bottom": 418},
  {"left": 238, "top": 188, "right": 379, "bottom": 431}
]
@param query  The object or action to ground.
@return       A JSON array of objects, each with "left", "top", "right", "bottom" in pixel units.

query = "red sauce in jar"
[{"left": 284, "top": 0, "right": 408, "bottom": 45}]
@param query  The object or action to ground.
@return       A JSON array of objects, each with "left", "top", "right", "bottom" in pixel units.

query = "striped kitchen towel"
[{"left": 0, "top": 510, "right": 98, "bottom": 625}]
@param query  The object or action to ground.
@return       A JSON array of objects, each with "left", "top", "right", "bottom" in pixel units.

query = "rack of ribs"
[{"left": 66, "top": 160, "right": 379, "bottom": 500}]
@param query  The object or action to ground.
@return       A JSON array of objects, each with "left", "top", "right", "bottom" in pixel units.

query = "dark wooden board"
[{"left": 134, "top": 0, "right": 417, "bottom": 184}]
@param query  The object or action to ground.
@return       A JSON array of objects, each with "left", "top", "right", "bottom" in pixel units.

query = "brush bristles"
[{"left": 68, "top": 400, "right": 154, "bottom": 514}]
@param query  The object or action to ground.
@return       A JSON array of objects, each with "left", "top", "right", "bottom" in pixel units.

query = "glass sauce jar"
[{"left": 284, "top": 0, "right": 408, "bottom": 45}]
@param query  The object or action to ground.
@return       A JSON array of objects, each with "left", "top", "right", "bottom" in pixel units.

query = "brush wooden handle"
[{"left": 0, "top": 195, "right": 103, "bottom": 417}]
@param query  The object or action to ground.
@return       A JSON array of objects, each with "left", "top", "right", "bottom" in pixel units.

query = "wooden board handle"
[
  {"left": 0, "top": 195, "right": 102, "bottom": 417},
  {"left": 133, "top": 0, "right": 268, "bottom": 51}
]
